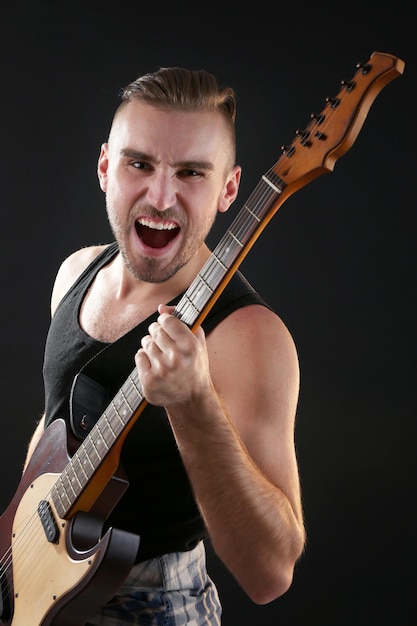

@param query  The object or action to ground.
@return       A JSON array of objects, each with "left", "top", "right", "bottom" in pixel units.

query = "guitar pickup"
[{"left": 38, "top": 499, "right": 60, "bottom": 543}]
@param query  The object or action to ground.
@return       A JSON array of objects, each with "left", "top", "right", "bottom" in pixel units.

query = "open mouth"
[{"left": 135, "top": 217, "right": 180, "bottom": 249}]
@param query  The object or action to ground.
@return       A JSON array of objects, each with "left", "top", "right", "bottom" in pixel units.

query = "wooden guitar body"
[{"left": 0, "top": 419, "right": 140, "bottom": 625}]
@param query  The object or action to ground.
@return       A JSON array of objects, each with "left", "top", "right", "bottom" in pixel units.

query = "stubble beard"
[
  {"left": 106, "top": 203, "right": 216, "bottom": 285},
  {"left": 121, "top": 248, "right": 186, "bottom": 284}
]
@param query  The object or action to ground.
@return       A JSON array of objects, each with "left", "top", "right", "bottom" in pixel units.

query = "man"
[{"left": 24, "top": 67, "right": 305, "bottom": 624}]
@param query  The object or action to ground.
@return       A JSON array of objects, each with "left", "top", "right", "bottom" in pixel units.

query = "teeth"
[{"left": 138, "top": 217, "right": 177, "bottom": 231}]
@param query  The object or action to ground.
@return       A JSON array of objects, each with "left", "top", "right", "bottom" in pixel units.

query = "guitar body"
[{"left": 0, "top": 420, "right": 140, "bottom": 626}]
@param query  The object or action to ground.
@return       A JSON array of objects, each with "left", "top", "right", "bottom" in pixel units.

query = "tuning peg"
[
  {"left": 310, "top": 112, "right": 325, "bottom": 125},
  {"left": 281, "top": 144, "right": 295, "bottom": 156},
  {"left": 356, "top": 61, "right": 371, "bottom": 75},
  {"left": 295, "top": 129, "right": 311, "bottom": 146},
  {"left": 325, "top": 96, "right": 341, "bottom": 109},
  {"left": 341, "top": 79, "right": 356, "bottom": 92}
]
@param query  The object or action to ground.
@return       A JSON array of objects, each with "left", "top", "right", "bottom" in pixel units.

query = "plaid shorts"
[{"left": 85, "top": 541, "right": 222, "bottom": 625}]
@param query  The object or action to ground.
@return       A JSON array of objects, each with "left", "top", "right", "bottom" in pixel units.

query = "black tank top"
[{"left": 43, "top": 242, "right": 270, "bottom": 561}]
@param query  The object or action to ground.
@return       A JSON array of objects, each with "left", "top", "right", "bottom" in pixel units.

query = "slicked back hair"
[{"left": 115, "top": 66, "right": 237, "bottom": 163}]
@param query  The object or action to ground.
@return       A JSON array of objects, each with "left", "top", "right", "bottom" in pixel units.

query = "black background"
[{"left": 0, "top": 2, "right": 415, "bottom": 624}]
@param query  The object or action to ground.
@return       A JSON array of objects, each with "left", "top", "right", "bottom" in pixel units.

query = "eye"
[
  {"left": 131, "top": 161, "right": 150, "bottom": 170},
  {"left": 178, "top": 168, "right": 202, "bottom": 178}
]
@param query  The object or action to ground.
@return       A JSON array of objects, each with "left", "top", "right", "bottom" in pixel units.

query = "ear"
[
  {"left": 218, "top": 165, "right": 242, "bottom": 213},
  {"left": 97, "top": 143, "right": 109, "bottom": 192}
]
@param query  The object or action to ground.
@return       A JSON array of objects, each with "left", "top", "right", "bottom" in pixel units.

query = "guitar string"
[
  {"left": 0, "top": 485, "right": 56, "bottom": 604},
  {"left": 177, "top": 179, "right": 279, "bottom": 325}
]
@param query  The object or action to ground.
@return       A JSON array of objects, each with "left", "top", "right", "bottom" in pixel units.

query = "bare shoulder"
[
  {"left": 207, "top": 303, "right": 298, "bottom": 370},
  {"left": 207, "top": 303, "right": 300, "bottom": 434},
  {"left": 50, "top": 244, "right": 110, "bottom": 315}
]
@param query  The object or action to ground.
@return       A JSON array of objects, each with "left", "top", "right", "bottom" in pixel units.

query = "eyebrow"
[{"left": 120, "top": 148, "right": 214, "bottom": 171}]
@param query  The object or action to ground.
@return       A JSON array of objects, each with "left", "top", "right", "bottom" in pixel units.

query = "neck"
[{"left": 114, "top": 244, "right": 212, "bottom": 304}]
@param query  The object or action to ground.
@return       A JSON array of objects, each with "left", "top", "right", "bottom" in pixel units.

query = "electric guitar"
[{"left": 0, "top": 51, "right": 405, "bottom": 625}]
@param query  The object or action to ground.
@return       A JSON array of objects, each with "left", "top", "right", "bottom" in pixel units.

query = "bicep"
[{"left": 207, "top": 305, "right": 302, "bottom": 506}]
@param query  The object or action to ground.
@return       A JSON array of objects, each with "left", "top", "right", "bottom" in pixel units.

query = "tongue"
[{"left": 137, "top": 224, "right": 179, "bottom": 249}]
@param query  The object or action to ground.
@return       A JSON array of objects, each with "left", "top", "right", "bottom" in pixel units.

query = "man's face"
[{"left": 98, "top": 101, "right": 240, "bottom": 283}]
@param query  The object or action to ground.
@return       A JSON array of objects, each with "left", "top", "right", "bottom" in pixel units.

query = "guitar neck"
[
  {"left": 174, "top": 170, "right": 285, "bottom": 328},
  {"left": 52, "top": 369, "right": 144, "bottom": 518}
]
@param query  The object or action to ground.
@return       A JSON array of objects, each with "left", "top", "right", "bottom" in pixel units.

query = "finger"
[
  {"left": 157, "top": 311, "right": 191, "bottom": 342},
  {"left": 140, "top": 333, "right": 162, "bottom": 358},
  {"left": 147, "top": 320, "right": 175, "bottom": 353},
  {"left": 135, "top": 346, "right": 151, "bottom": 373},
  {"left": 158, "top": 303, "right": 176, "bottom": 315}
]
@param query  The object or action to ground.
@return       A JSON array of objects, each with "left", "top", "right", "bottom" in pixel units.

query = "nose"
[{"left": 146, "top": 172, "right": 177, "bottom": 211}]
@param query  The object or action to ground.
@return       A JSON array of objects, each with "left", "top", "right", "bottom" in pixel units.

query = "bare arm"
[
  {"left": 23, "top": 414, "right": 45, "bottom": 473},
  {"left": 135, "top": 303, "right": 305, "bottom": 604}
]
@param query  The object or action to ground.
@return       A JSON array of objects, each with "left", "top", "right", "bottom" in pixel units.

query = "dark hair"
[
  {"left": 117, "top": 67, "right": 237, "bottom": 156},
  {"left": 121, "top": 67, "right": 236, "bottom": 120}
]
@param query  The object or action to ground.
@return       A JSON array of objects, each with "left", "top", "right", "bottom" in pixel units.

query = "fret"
[
  {"left": 72, "top": 449, "right": 91, "bottom": 484},
  {"left": 179, "top": 276, "right": 214, "bottom": 318},
  {"left": 243, "top": 203, "right": 261, "bottom": 222},
  {"left": 211, "top": 252, "right": 228, "bottom": 272},
  {"left": 214, "top": 233, "right": 242, "bottom": 267},
  {"left": 127, "top": 372, "right": 143, "bottom": 401},
  {"left": 53, "top": 474, "right": 72, "bottom": 517},
  {"left": 112, "top": 392, "right": 133, "bottom": 427},
  {"left": 88, "top": 424, "right": 108, "bottom": 461},
  {"left": 105, "top": 411, "right": 117, "bottom": 439},
  {"left": 95, "top": 421, "right": 111, "bottom": 451},
  {"left": 228, "top": 229, "right": 244, "bottom": 248},
  {"left": 196, "top": 273, "right": 214, "bottom": 294},
  {"left": 199, "top": 260, "right": 223, "bottom": 290},
  {"left": 79, "top": 443, "right": 96, "bottom": 475},
  {"left": 111, "top": 399, "right": 127, "bottom": 428},
  {"left": 51, "top": 485, "right": 64, "bottom": 516},
  {"left": 61, "top": 466, "right": 78, "bottom": 500},
  {"left": 119, "top": 389, "right": 133, "bottom": 413},
  {"left": 180, "top": 293, "right": 201, "bottom": 316},
  {"left": 192, "top": 267, "right": 219, "bottom": 296},
  {"left": 81, "top": 441, "right": 98, "bottom": 476},
  {"left": 123, "top": 385, "right": 143, "bottom": 414},
  {"left": 56, "top": 470, "right": 78, "bottom": 517}
]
